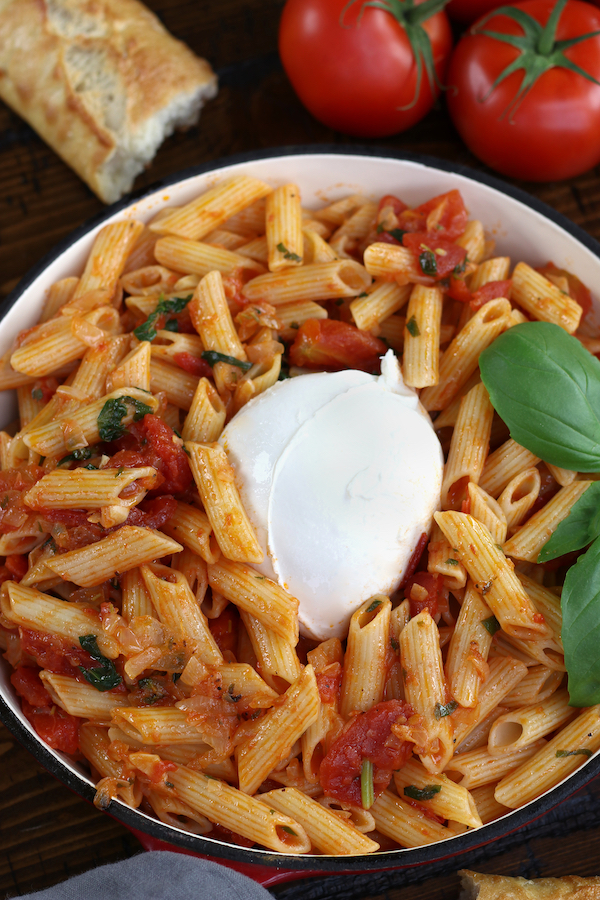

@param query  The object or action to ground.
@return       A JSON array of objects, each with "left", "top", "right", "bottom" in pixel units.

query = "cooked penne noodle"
[
  {"left": 370, "top": 790, "right": 456, "bottom": 847},
  {"left": 239, "top": 609, "right": 302, "bottom": 692},
  {"left": 501, "top": 666, "right": 564, "bottom": 708},
  {"left": 497, "top": 467, "right": 541, "bottom": 534},
  {"left": 487, "top": 688, "right": 576, "bottom": 754},
  {"left": 242, "top": 260, "right": 371, "bottom": 305},
  {"left": 181, "top": 378, "right": 226, "bottom": 443},
  {"left": 441, "top": 383, "right": 494, "bottom": 509},
  {"left": 511, "top": 262, "right": 582, "bottom": 333},
  {"left": 402, "top": 285, "right": 443, "bottom": 388},
  {"left": 466, "top": 484, "right": 508, "bottom": 546},
  {"left": 393, "top": 757, "right": 483, "bottom": 829},
  {"left": 350, "top": 281, "right": 411, "bottom": 331},
  {"left": 446, "top": 581, "right": 494, "bottom": 709},
  {"left": 479, "top": 439, "right": 541, "bottom": 498},
  {"left": 40, "top": 672, "right": 121, "bottom": 722},
  {"left": 340, "top": 596, "right": 391, "bottom": 717},
  {"left": 444, "top": 739, "right": 547, "bottom": 790},
  {"left": 503, "top": 481, "right": 592, "bottom": 562},
  {"left": 266, "top": 184, "right": 304, "bottom": 271}
]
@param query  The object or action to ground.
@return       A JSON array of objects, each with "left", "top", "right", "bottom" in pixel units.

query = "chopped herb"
[
  {"left": 482, "top": 615, "right": 501, "bottom": 636},
  {"left": 434, "top": 700, "right": 458, "bottom": 720},
  {"left": 84, "top": 464, "right": 98, "bottom": 470},
  {"left": 115, "top": 466, "right": 125, "bottom": 477},
  {"left": 163, "top": 318, "right": 179, "bottom": 332},
  {"left": 281, "top": 826, "right": 298, "bottom": 836},
  {"left": 58, "top": 447, "right": 93, "bottom": 466},
  {"left": 133, "top": 294, "right": 192, "bottom": 342},
  {"left": 276, "top": 242, "right": 302, "bottom": 263},
  {"left": 360, "top": 759, "right": 375, "bottom": 809},
  {"left": 478, "top": 578, "right": 494, "bottom": 595},
  {"left": 42, "top": 537, "right": 57, "bottom": 553},
  {"left": 254, "top": 575, "right": 265, "bottom": 580},
  {"left": 406, "top": 316, "right": 420, "bottom": 337},
  {"left": 419, "top": 249, "right": 437, "bottom": 276},
  {"left": 201, "top": 350, "right": 252, "bottom": 372},
  {"left": 136, "top": 677, "right": 169, "bottom": 705},
  {"left": 357, "top": 291, "right": 369, "bottom": 298},
  {"left": 165, "top": 781, "right": 174, "bottom": 788},
  {"left": 391, "top": 637, "right": 399, "bottom": 652},
  {"left": 0, "top": 495, "right": 9, "bottom": 510},
  {"left": 388, "top": 228, "right": 406, "bottom": 242},
  {"left": 376, "top": 222, "right": 385, "bottom": 233},
  {"left": 226, "top": 684, "right": 242, "bottom": 703},
  {"left": 366, "top": 599, "right": 382, "bottom": 614},
  {"left": 78, "top": 634, "right": 122, "bottom": 692},
  {"left": 31, "top": 388, "right": 43, "bottom": 401},
  {"left": 445, "top": 558, "right": 459, "bottom": 566},
  {"left": 453, "top": 258, "right": 467, "bottom": 276},
  {"left": 290, "top": 321, "right": 300, "bottom": 329},
  {"left": 97, "top": 396, "right": 152, "bottom": 442},
  {"left": 172, "top": 673, "right": 181, "bottom": 683},
  {"left": 278, "top": 360, "right": 291, "bottom": 381},
  {"left": 335, "top": 298, "right": 345, "bottom": 306},
  {"left": 404, "top": 784, "right": 442, "bottom": 802},
  {"left": 556, "top": 748, "right": 593, "bottom": 758}
]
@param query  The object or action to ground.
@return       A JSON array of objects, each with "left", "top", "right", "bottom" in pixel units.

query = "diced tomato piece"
[
  {"left": 470, "top": 279, "right": 512, "bottom": 311},
  {"left": 404, "top": 572, "right": 446, "bottom": 619},
  {"left": 21, "top": 699, "right": 80, "bottom": 754},
  {"left": 399, "top": 532, "right": 429, "bottom": 588},
  {"left": 172, "top": 352, "right": 214, "bottom": 378},
  {"left": 109, "top": 415, "right": 192, "bottom": 496},
  {"left": 378, "top": 195, "right": 408, "bottom": 217},
  {"left": 127, "top": 495, "right": 177, "bottom": 529},
  {"left": 316, "top": 662, "right": 343, "bottom": 704},
  {"left": 5, "top": 554, "right": 28, "bottom": 580},
  {"left": 537, "top": 261, "right": 592, "bottom": 318},
  {"left": 0, "top": 465, "right": 44, "bottom": 493},
  {"left": 11, "top": 665, "right": 53, "bottom": 708},
  {"left": 37, "top": 508, "right": 90, "bottom": 526},
  {"left": 19, "top": 627, "right": 96, "bottom": 676},
  {"left": 290, "top": 319, "right": 386, "bottom": 372},
  {"left": 446, "top": 274, "right": 472, "bottom": 304},
  {"left": 414, "top": 190, "right": 468, "bottom": 240},
  {"left": 320, "top": 700, "right": 414, "bottom": 807},
  {"left": 403, "top": 233, "right": 467, "bottom": 281},
  {"left": 209, "top": 604, "right": 239, "bottom": 656}
]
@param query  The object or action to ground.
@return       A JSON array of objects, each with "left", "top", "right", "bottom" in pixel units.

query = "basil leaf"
[
  {"left": 538, "top": 482, "right": 599, "bottom": 562},
  {"left": 480, "top": 322, "right": 600, "bottom": 471},
  {"left": 419, "top": 250, "right": 437, "bottom": 276},
  {"left": 561, "top": 535, "right": 600, "bottom": 706},
  {"left": 404, "top": 784, "right": 442, "bottom": 802},
  {"left": 133, "top": 294, "right": 192, "bottom": 342},
  {"left": 555, "top": 748, "right": 593, "bottom": 758},
  {"left": 482, "top": 615, "right": 501, "bottom": 636},
  {"left": 406, "top": 316, "right": 420, "bottom": 337},
  {"left": 434, "top": 700, "right": 458, "bottom": 720},
  {"left": 58, "top": 447, "right": 93, "bottom": 466},
  {"left": 201, "top": 350, "right": 252, "bottom": 372},
  {"left": 276, "top": 242, "right": 301, "bottom": 263},
  {"left": 97, "top": 396, "right": 152, "bottom": 442},
  {"left": 78, "top": 634, "right": 122, "bottom": 692}
]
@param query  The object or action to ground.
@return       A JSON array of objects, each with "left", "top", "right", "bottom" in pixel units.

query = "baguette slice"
[
  {"left": 460, "top": 870, "right": 600, "bottom": 900},
  {"left": 0, "top": 0, "right": 218, "bottom": 203}
]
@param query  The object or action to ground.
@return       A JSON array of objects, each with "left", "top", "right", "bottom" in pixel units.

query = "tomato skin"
[
  {"left": 279, "top": 0, "right": 453, "bottom": 137},
  {"left": 446, "top": 0, "right": 600, "bottom": 181},
  {"left": 290, "top": 319, "right": 387, "bottom": 372},
  {"left": 446, "top": 0, "right": 506, "bottom": 25}
]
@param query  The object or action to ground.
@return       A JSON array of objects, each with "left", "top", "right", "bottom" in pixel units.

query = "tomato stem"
[
  {"left": 472, "top": 0, "right": 600, "bottom": 120},
  {"left": 342, "top": 0, "right": 450, "bottom": 110}
]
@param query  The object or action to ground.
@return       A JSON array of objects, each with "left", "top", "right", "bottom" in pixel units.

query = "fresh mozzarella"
[{"left": 220, "top": 350, "right": 443, "bottom": 640}]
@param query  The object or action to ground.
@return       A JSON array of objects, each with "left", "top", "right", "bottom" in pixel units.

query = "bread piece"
[
  {"left": 460, "top": 870, "right": 600, "bottom": 900},
  {"left": 0, "top": 0, "right": 218, "bottom": 203}
]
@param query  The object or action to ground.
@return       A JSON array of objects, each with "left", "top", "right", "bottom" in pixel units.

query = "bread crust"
[
  {"left": 460, "top": 870, "right": 600, "bottom": 900},
  {"left": 0, "top": 0, "right": 217, "bottom": 202}
]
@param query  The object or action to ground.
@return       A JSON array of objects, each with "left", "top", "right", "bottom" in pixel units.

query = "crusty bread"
[
  {"left": 0, "top": 0, "right": 218, "bottom": 203},
  {"left": 459, "top": 870, "right": 600, "bottom": 900}
]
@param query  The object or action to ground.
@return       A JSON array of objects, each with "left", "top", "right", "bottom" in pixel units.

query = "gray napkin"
[{"left": 13, "top": 851, "right": 273, "bottom": 900}]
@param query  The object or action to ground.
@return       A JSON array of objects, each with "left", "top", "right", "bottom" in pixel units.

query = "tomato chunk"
[
  {"left": 403, "top": 233, "right": 466, "bottom": 281},
  {"left": 173, "top": 352, "right": 214, "bottom": 378},
  {"left": 11, "top": 665, "right": 53, "bottom": 708},
  {"left": 109, "top": 414, "right": 192, "bottom": 496},
  {"left": 404, "top": 572, "right": 446, "bottom": 618},
  {"left": 471, "top": 279, "right": 512, "bottom": 311},
  {"left": 21, "top": 699, "right": 80, "bottom": 754},
  {"left": 320, "top": 700, "right": 414, "bottom": 806},
  {"left": 290, "top": 319, "right": 386, "bottom": 372},
  {"left": 414, "top": 190, "right": 468, "bottom": 240}
]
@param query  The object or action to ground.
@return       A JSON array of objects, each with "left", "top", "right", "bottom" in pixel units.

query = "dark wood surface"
[{"left": 2, "top": 0, "right": 600, "bottom": 896}]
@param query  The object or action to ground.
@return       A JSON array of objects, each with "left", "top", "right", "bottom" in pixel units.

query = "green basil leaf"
[
  {"left": 97, "top": 396, "right": 152, "bottom": 442},
  {"left": 404, "top": 784, "right": 442, "bottom": 802},
  {"left": 480, "top": 322, "right": 600, "bottom": 471},
  {"left": 538, "top": 482, "right": 599, "bottom": 562},
  {"left": 406, "top": 316, "right": 420, "bottom": 337},
  {"left": 433, "top": 700, "right": 458, "bottom": 720},
  {"left": 58, "top": 447, "right": 93, "bottom": 466},
  {"left": 482, "top": 615, "right": 501, "bottom": 636},
  {"left": 561, "top": 535, "right": 600, "bottom": 706},
  {"left": 78, "top": 634, "right": 122, "bottom": 692},
  {"left": 133, "top": 294, "right": 192, "bottom": 342},
  {"left": 419, "top": 249, "right": 437, "bottom": 276},
  {"left": 201, "top": 350, "right": 252, "bottom": 371}
]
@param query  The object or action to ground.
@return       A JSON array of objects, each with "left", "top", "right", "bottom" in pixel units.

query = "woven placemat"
[{"left": 272, "top": 780, "right": 600, "bottom": 900}]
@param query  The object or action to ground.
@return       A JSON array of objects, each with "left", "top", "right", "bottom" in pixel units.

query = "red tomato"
[
  {"left": 446, "top": 0, "right": 506, "bottom": 25},
  {"left": 446, "top": 0, "right": 600, "bottom": 181},
  {"left": 402, "top": 232, "right": 467, "bottom": 280},
  {"left": 279, "top": 0, "right": 453, "bottom": 137},
  {"left": 290, "top": 319, "right": 387, "bottom": 372}
]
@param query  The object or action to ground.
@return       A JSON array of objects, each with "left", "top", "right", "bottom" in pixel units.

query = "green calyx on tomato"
[
  {"left": 343, "top": 0, "right": 450, "bottom": 108},
  {"left": 473, "top": 0, "right": 600, "bottom": 117}
]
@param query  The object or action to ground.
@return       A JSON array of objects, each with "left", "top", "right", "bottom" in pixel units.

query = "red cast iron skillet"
[{"left": 1, "top": 146, "right": 599, "bottom": 887}]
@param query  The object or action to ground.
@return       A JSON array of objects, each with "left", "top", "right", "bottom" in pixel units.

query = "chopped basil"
[
  {"left": 453, "top": 258, "right": 467, "bottom": 276},
  {"left": 444, "top": 558, "right": 459, "bottom": 566},
  {"left": 31, "top": 387, "right": 44, "bottom": 401},
  {"left": 276, "top": 242, "right": 301, "bottom": 263},
  {"left": 97, "top": 396, "right": 152, "bottom": 442},
  {"left": 281, "top": 825, "right": 298, "bottom": 836},
  {"left": 406, "top": 316, "right": 420, "bottom": 337},
  {"left": 137, "top": 677, "right": 169, "bottom": 705},
  {"left": 419, "top": 249, "right": 437, "bottom": 276},
  {"left": 58, "top": 447, "right": 93, "bottom": 466},
  {"left": 163, "top": 318, "right": 179, "bottom": 332},
  {"left": 404, "top": 784, "right": 442, "bottom": 802},
  {"left": 388, "top": 228, "right": 406, "bottom": 242},
  {"left": 278, "top": 360, "right": 291, "bottom": 380},
  {"left": 357, "top": 291, "right": 369, "bottom": 298},
  {"left": 201, "top": 350, "right": 252, "bottom": 372},
  {"left": 335, "top": 298, "right": 345, "bottom": 306},
  {"left": 78, "top": 634, "right": 122, "bottom": 692},
  {"left": 391, "top": 637, "right": 399, "bottom": 652},
  {"left": 555, "top": 748, "right": 593, "bottom": 758},
  {"left": 376, "top": 222, "right": 385, "bottom": 233},
  {"left": 366, "top": 599, "right": 382, "bottom": 613},
  {"left": 133, "top": 294, "right": 192, "bottom": 342},
  {"left": 434, "top": 700, "right": 458, "bottom": 720},
  {"left": 482, "top": 615, "right": 501, "bottom": 636},
  {"left": 360, "top": 759, "right": 375, "bottom": 810}
]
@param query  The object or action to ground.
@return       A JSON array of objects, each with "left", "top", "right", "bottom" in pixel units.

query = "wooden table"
[{"left": 2, "top": 0, "right": 600, "bottom": 896}]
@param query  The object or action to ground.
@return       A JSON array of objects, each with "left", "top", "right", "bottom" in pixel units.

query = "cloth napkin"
[{"left": 12, "top": 851, "right": 272, "bottom": 900}]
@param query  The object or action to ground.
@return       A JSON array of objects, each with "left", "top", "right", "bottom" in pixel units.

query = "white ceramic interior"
[{"left": 1, "top": 149, "right": 599, "bottom": 867}]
